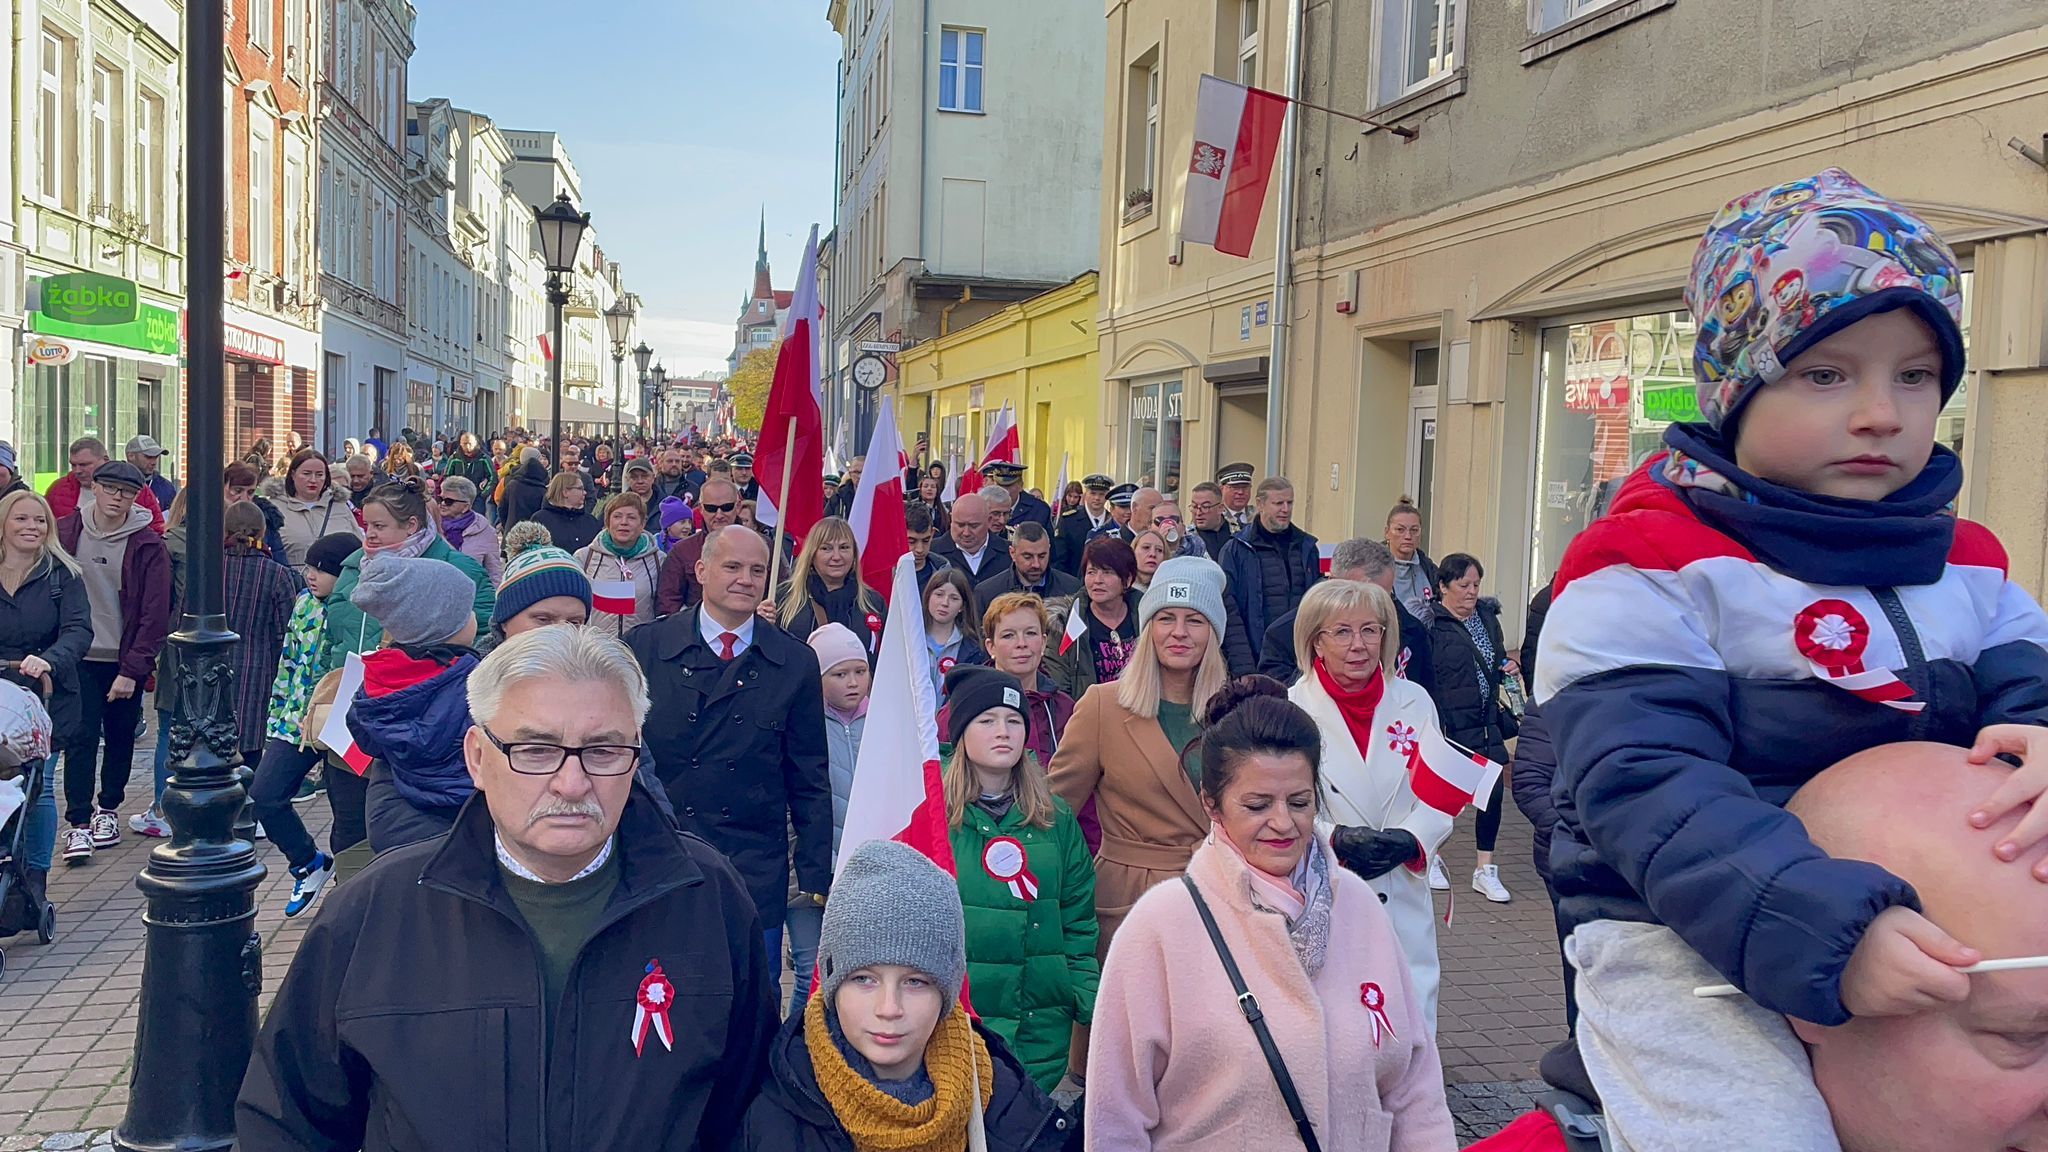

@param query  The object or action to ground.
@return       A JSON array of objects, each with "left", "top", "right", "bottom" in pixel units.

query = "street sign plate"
[{"left": 858, "top": 341, "right": 901, "bottom": 354}]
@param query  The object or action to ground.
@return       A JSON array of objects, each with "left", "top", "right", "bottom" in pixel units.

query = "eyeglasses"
[
  {"left": 1318, "top": 624, "right": 1384, "bottom": 648},
  {"left": 699, "top": 501, "right": 736, "bottom": 514},
  {"left": 479, "top": 726, "right": 641, "bottom": 776},
  {"left": 433, "top": 496, "right": 467, "bottom": 507}
]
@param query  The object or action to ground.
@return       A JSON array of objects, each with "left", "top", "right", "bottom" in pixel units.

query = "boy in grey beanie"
[
  {"left": 351, "top": 554, "right": 479, "bottom": 648},
  {"left": 1138, "top": 555, "right": 1229, "bottom": 638},
  {"left": 816, "top": 839, "right": 968, "bottom": 1013}
]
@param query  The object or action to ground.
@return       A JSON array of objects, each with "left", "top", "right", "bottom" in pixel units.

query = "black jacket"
[
  {"left": 975, "top": 565, "right": 1081, "bottom": 605},
  {"left": 1051, "top": 508, "right": 1114, "bottom": 577},
  {"left": 1257, "top": 599, "right": 1435, "bottom": 699},
  {"left": 502, "top": 459, "right": 549, "bottom": 527},
  {"left": 626, "top": 608, "right": 835, "bottom": 919},
  {"left": 236, "top": 786, "right": 778, "bottom": 1152},
  {"left": 738, "top": 1013, "right": 1077, "bottom": 1152},
  {"left": 933, "top": 533, "right": 1012, "bottom": 584},
  {"left": 1426, "top": 599, "right": 1515, "bottom": 763},
  {"left": 530, "top": 503, "right": 601, "bottom": 556},
  {"left": 1509, "top": 701, "right": 1558, "bottom": 882},
  {"left": 0, "top": 559, "right": 91, "bottom": 743},
  {"left": 1007, "top": 488, "right": 1055, "bottom": 532},
  {"left": 1192, "top": 523, "right": 1233, "bottom": 563}
]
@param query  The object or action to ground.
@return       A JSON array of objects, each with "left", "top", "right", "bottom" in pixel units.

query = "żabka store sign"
[{"left": 36, "top": 273, "right": 140, "bottom": 326}]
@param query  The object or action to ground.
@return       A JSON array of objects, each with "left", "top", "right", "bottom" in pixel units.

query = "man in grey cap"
[
  {"left": 126, "top": 434, "right": 178, "bottom": 509},
  {"left": 1054, "top": 473, "right": 1117, "bottom": 576}
]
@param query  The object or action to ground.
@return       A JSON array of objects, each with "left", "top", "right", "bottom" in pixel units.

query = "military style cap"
[
  {"left": 1217, "top": 462, "right": 1255, "bottom": 486},
  {"left": 1107, "top": 483, "right": 1140, "bottom": 508},
  {"left": 1081, "top": 473, "right": 1114, "bottom": 491}
]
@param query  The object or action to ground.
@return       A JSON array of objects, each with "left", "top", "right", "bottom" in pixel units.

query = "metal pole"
[
  {"left": 1263, "top": 0, "right": 1306, "bottom": 478},
  {"left": 611, "top": 350, "right": 623, "bottom": 489},
  {"left": 639, "top": 369, "right": 650, "bottom": 445},
  {"left": 548, "top": 275, "right": 567, "bottom": 472},
  {"left": 116, "top": 0, "right": 266, "bottom": 1145}
]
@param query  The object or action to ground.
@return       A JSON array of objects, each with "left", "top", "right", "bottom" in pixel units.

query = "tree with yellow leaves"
[{"left": 726, "top": 343, "right": 779, "bottom": 433}]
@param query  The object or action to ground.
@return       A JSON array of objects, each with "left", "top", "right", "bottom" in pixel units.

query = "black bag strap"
[{"left": 1181, "top": 875, "right": 1323, "bottom": 1152}]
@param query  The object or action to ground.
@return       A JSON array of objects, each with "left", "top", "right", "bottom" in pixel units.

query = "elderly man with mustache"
[{"left": 239, "top": 625, "right": 778, "bottom": 1152}]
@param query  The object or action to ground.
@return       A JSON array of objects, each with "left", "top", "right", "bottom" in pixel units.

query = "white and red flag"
[
  {"left": 1408, "top": 727, "right": 1504, "bottom": 822},
  {"left": 1055, "top": 452, "right": 1071, "bottom": 504},
  {"left": 1059, "top": 599, "right": 1089, "bottom": 655},
  {"left": 941, "top": 453, "right": 962, "bottom": 503},
  {"left": 954, "top": 402, "right": 1018, "bottom": 499},
  {"left": 537, "top": 333, "right": 553, "bottom": 361},
  {"left": 315, "top": 653, "right": 373, "bottom": 775},
  {"left": 753, "top": 225, "right": 826, "bottom": 538},
  {"left": 849, "top": 394, "right": 911, "bottom": 599},
  {"left": 1182, "top": 74, "right": 1289, "bottom": 258},
  {"left": 591, "top": 578, "right": 637, "bottom": 616}
]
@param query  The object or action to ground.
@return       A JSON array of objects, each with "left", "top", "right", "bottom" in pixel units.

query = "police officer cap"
[
  {"left": 1107, "top": 483, "right": 1140, "bottom": 508},
  {"left": 1081, "top": 473, "right": 1114, "bottom": 492},
  {"left": 731, "top": 452, "right": 755, "bottom": 468},
  {"left": 981, "top": 460, "right": 1027, "bottom": 477}
]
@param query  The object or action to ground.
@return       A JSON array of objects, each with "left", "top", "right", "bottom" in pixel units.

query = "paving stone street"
[{"left": 0, "top": 716, "right": 1565, "bottom": 1148}]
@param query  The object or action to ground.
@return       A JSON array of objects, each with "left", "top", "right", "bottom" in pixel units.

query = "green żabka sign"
[
  {"left": 37, "top": 272, "right": 141, "bottom": 325},
  {"left": 29, "top": 287, "right": 180, "bottom": 359},
  {"left": 1639, "top": 377, "right": 1703, "bottom": 425}
]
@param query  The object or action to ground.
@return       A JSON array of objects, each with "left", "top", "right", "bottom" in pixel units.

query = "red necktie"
[{"left": 718, "top": 632, "right": 738, "bottom": 661}]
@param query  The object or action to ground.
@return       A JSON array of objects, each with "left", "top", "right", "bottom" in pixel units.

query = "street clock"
[{"left": 852, "top": 354, "right": 889, "bottom": 391}]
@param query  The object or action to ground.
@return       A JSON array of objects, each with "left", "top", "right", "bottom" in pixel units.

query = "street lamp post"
[
  {"left": 533, "top": 193, "right": 590, "bottom": 472},
  {"left": 116, "top": 0, "right": 265, "bottom": 1146},
  {"left": 650, "top": 363, "right": 668, "bottom": 446},
  {"left": 633, "top": 341, "right": 654, "bottom": 444},
  {"left": 604, "top": 298, "right": 635, "bottom": 491}
]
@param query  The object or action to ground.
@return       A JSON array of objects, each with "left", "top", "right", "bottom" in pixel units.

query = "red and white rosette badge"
[
  {"left": 1385, "top": 721, "right": 1417, "bottom": 758},
  {"left": 865, "top": 612, "right": 883, "bottom": 652},
  {"left": 1360, "top": 982, "right": 1398, "bottom": 1048},
  {"left": 1793, "top": 599, "right": 1925, "bottom": 713},
  {"left": 632, "top": 959, "right": 676, "bottom": 1057},
  {"left": 982, "top": 836, "right": 1039, "bottom": 902},
  {"left": 938, "top": 656, "right": 957, "bottom": 678}
]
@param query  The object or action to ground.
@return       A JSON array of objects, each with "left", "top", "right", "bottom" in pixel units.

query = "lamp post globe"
[{"left": 532, "top": 192, "right": 590, "bottom": 472}]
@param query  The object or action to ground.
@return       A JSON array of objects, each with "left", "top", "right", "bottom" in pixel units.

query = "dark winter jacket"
[
  {"left": 1257, "top": 598, "right": 1436, "bottom": 700},
  {"left": 1508, "top": 702, "right": 1557, "bottom": 883},
  {"left": 1533, "top": 433, "right": 2048, "bottom": 1026},
  {"left": 627, "top": 607, "right": 835, "bottom": 920},
  {"left": 976, "top": 565, "right": 1082, "bottom": 605},
  {"left": 530, "top": 503, "right": 601, "bottom": 557},
  {"left": 349, "top": 649, "right": 479, "bottom": 852},
  {"left": 656, "top": 531, "right": 711, "bottom": 616},
  {"left": 738, "top": 1012, "right": 1076, "bottom": 1152},
  {"left": 225, "top": 543, "right": 304, "bottom": 753},
  {"left": 237, "top": 784, "right": 778, "bottom": 1152},
  {"left": 777, "top": 574, "right": 883, "bottom": 654},
  {"left": 934, "top": 533, "right": 1011, "bottom": 584},
  {"left": 253, "top": 495, "right": 289, "bottom": 566},
  {"left": 1008, "top": 488, "right": 1055, "bottom": 532},
  {"left": 1521, "top": 583, "right": 1553, "bottom": 693},
  {"left": 1217, "top": 520, "right": 1321, "bottom": 662},
  {"left": 0, "top": 558, "right": 92, "bottom": 745},
  {"left": 1425, "top": 599, "right": 1514, "bottom": 766},
  {"left": 1053, "top": 508, "right": 1115, "bottom": 577},
  {"left": 56, "top": 511, "right": 172, "bottom": 682},
  {"left": 502, "top": 459, "right": 550, "bottom": 527}
]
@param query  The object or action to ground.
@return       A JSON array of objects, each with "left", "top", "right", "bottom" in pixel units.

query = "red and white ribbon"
[
  {"left": 982, "top": 836, "right": 1039, "bottom": 902},
  {"left": 1385, "top": 721, "right": 1417, "bottom": 758},
  {"left": 1360, "top": 982, "right": 1398, "bottom": 1048},
  {"left": 1793, "top": 599, "right": 1924, "bottom": 713},
  {"left": 632, "top": 960, "right": 676, "bottom": 1057},
  {"left": 865, "top": 612, "right": 883, "bottom": 652}
]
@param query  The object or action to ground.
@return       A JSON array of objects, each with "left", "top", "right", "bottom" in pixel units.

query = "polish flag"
[
  {"left": 980, "top": 402, "right": 1020, "bottom": 468},
  {"left": 1182, "top": 75, "right": 1290, "bottom": 258},
  {"left": 592, "top": 578, "right": 637, "bottom": 616},
  {"left": 537, "top": 333, "right": 553, "bottom": 361},
  {"left": 1059, "top": 599, "right": 1089, "bottom": 655},
  {"left": 753, "top": 225, "right": 827, "bottom": 537},
  {"left": 1408, "top": 727, "right": 1504, "bottom": 820},
  {"left": 941, "top": 453, "right": 962, "bottom": 503},
  {"left": 316, "top": 653, "right": 374, "bottom": 775},
  {"left": 1055, "top": 452, "right": 1070, "bottom": 504},
  {"left": 1318, "top": 541, "right": 1336, "bottom": 575},
  {"left": 850, "top": 394, "right": 911, "bottom": 599}
]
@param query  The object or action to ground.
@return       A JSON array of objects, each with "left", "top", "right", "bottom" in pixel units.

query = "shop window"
[
  {"left": 940, "top": 413, "right": 970, "bottom": 474},
  {"left": 407, "top": 380, "right": 433, "bottom": 436},
  {"left": 1127, "top": 379, "right": 1184, "bottom": 493}
]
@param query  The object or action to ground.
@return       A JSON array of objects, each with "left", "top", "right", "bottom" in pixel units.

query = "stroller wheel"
[
  {"left": 36, "top": 902, "right": 54, "bottom": 945},
  {"left": 0, "top": 945, "right": 7, "bottom": 979}
]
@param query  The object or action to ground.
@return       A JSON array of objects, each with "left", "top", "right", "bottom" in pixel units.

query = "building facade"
[
  {"left": 448, "top": 107, "right": 522, "bottom": 434},
  {"left": 827, "top": 0, "right": 1105, "bottom": 452},
  {"left": 401, "top": 98, "right": 474, "bottom": 438},
  {"left": 729, "top": 214, "right": 790, "bottom": 377},
  {"left": 226, "top": 0, "right": 321, "bottom": 460},
  {"left": 1265, "top": 0, "right": 2048, "bottom": 640},
  {"left": 14, "top": 0, "right": 186, "bottom": 489},
  {"left": 316, "top": 0, "right": 412, "bottom": 452}
]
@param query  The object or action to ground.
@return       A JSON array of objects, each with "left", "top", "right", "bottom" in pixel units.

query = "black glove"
[{"left": 1330, "top": 825, "right": 1422, "bottom": 880}]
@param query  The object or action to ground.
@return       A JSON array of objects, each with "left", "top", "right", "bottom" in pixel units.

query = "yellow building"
[{"left": 894, "top": 274, "right": 1104, "bottom": 493}]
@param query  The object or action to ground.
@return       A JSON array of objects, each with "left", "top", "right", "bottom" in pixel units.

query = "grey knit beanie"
[
  {"left": 1139, "top": 555, "right": 1229, "bottom": 637},
  {"left": 351, "top": 553, "right": 476, "bottom": 646},
  {"left": 817, "top": 840, "right": 967, "bottom": 1013}
]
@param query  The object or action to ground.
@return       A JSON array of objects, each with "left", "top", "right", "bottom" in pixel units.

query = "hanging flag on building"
[
  {"left": 1182, "top": 74, "right": 1290, "bottom": 258},
  {"left": 753, "top": 225, "right": 826, "bottom": 537},
  {"left": 850, "top": 394, "right": 912, "bottom": 598}
]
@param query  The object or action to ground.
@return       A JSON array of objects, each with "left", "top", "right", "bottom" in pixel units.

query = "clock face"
[{"left": 853, "top": 355, "right": 887, "bottom": 390}]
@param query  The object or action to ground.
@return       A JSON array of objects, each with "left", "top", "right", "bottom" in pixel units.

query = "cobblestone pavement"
[{"left": 1, "top": 719, "right": 1568, "bottom": 1147}]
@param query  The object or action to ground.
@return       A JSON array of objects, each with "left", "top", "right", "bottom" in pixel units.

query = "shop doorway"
[
  {"left": 1407, "top": 346, "right": 1438, "bottom": 557},
  {"left": 1213, "top": 386, "right": 1265, "bottom": 481}
]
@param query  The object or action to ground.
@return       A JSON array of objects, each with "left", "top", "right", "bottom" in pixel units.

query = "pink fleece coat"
[{"left": 1085, "top": 830, "right": 1457, "bottom": 1152}]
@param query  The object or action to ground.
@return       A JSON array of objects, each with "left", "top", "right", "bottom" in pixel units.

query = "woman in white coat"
[{"left": 1286, "top": 578, "right": 1452, "bottom": 1034}]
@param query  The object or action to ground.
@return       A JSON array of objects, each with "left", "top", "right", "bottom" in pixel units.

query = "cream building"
[{"left": 1106, "top": 0, "right": 2048, "bottom": 639}]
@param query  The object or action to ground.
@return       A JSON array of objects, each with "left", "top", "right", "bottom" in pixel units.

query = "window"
[
  {"left": 938, "top": 28, "right": 984, "bottom": 113},
  {"left": 223, "top": 81, "right": 236, "bottom": 247},
  {"left": 1237, "top": 0, "right": 1260, "bottom": 86},
  {"left": 1529, "top": 0, "right": 1622, "bottom": 33},
  {"left": 1374, "top": 0, "right": 1462, "bottom": 107},
  {"left": 136, "top": 91, "right": 163, "bottom": 239},
  {"left": 250, "top": 112, "right": 275, "bottom": 271},
  {"left": 285, "top": 0, "right": 305, "bottom": 75},
  {"left": 1126, "top": 379, "right": 1184, "bottom": 491},
  {"left": 37, "top": 30, "right": 70, "bottom": 207},
  {"left": 90, "top": 62, "right": 117, "bottom": 212},
  {"left": 250, "top": 0, "right": 274, "bottom": 53},
  {"left": 283, "top": 139, "right": 307, "bottom": 282}
]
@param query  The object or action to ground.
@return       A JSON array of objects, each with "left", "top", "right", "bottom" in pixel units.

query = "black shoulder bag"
[{"left": 1181, "top": 875, "right": 1324, "bottom": 1152}]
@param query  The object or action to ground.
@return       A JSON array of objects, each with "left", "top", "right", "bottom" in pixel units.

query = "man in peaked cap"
[
  {"left": 982, "top": 459, "right": 1052, "bottom": 532},
  {"left": 1054, "top": 473, "right": 1118, "bottom": 576},
  {"left": 1216, "top": 462, "right": 1255, "bottom": 530}
]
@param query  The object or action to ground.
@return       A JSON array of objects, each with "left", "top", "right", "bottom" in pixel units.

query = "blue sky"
[{"left": 410, "top": 0, "right": 841, "bottom": 377}]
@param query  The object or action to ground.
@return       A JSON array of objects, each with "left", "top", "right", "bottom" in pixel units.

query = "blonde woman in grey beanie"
[{"left": 739, "top": 839, "right": 1074, "bottom": 1152}]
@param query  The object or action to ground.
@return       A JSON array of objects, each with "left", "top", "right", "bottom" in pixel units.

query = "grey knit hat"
[
  {"left": 1139, "top": 555, "right": 1229, "bottom": 637},
  {"left": 817, "top": 840, "right": 967, "bottom": 1013},
  {"left": 351, "top": 553, "right": 476, "bottom": 646}
]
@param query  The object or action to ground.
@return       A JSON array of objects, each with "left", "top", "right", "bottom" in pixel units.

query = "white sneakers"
[
  {"left": 1426, "top": 854, "right": 1450, "bottom": 891},
  {"left": 62, "top": 827, "right": 93, "bottom": 865},
  {"left": 1472, "top": 863, "right": 1512, "bottom": 903},
  {"left": 129, "top": 808, "right": 171, "bottom": 838},
  {"left": 88, "top": 809, "right": 121, "bottom": 849}
]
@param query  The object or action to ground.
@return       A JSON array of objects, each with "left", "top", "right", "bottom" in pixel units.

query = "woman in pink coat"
[{"left": 1086, "top": 676, "right": 1456, "bottom": 1151}]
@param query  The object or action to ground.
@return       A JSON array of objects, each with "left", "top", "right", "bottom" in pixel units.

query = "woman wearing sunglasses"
[{"left": 434, "top": 477, "right": 501, "bottom": 586}]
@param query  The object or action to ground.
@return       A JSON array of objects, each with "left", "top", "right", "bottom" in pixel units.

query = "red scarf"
[{"left": 1315, "top": 657, "right": 1384, "bottom": 761}]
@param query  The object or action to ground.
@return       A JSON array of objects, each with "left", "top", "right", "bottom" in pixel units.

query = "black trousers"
[
  {"left": 323, "top": 758, "right": 367, "bottom": 858},
  {"left": 1473, "top": 774, "right": 1508, "bottom": 854},
  {"left": 248, "top": 739, "right": 322, "bottom": 869},
  {"left": 63, "top": 660, "right": 144, "bottom": 826}
]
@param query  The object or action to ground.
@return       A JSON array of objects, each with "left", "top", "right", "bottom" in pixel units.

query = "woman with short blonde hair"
[{"left": 1294, "top": 575, "right": 1401, "bottom": 678}]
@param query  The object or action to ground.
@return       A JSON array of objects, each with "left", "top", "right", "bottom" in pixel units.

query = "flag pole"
[{"left": 768, "top": 414, "right": 799, "bottom": 596}]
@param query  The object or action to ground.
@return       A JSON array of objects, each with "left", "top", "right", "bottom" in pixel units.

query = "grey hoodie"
[{"left": 75, "top": 504, "right": 152, "bottom": 661}]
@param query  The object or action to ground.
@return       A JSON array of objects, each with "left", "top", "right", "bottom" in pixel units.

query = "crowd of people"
[{"left": 2, "top": 167, "right": 2047, "bottom": 1152}]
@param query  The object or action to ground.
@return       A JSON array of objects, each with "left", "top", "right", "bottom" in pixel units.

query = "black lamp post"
[
  {"left": 116, "top": 0, "right": 266, "bottom": 1147},
  {"left": 632, "top": 340, "right": 654, "bottom": 443},
  {"left": 604, "top": 297, "right": 634, "bottom": 490},
  {"left": 651, "top": 363, "right": 668, "bottom": 445},
  {"left": 533, "top": 192, "right": 590, "bottom": 472}
]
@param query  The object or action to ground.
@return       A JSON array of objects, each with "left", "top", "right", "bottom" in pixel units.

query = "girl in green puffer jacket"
[{"left": 940, "top": 664, "right": 1097, "bottom": 1099}]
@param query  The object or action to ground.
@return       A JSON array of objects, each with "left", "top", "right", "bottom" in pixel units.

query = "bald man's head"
[
  {"left": 1788, "top": 743, "right": 2048, "bottom": 1152},
  {"left": 950, "top": 493, "right": 990, "bottom": 552},
  {"left": 696, "top": 525, "right": 768, "bottom": 626}
]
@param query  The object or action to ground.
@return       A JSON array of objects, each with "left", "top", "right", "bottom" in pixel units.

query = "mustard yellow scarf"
[{"left": 805, "top": 994, "right": 994, "bottom": 1152}]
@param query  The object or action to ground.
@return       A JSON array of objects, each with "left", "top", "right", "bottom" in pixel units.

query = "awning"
[{"left": 512, "top": 386, "right": 628, "bottom": 432}]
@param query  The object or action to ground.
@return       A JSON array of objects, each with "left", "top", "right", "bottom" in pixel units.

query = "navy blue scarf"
[{"left": 1658, "top": 422, "right": 1960, "bottom": 587}]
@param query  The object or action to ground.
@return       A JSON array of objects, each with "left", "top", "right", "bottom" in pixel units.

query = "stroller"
[{"left": 0, "top": 665, "right": 60, "bottom": 978}]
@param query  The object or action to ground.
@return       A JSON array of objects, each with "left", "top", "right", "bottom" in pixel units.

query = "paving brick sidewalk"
[{"left": 1, "top": 719, "right": 1568, "bottom": 1147}]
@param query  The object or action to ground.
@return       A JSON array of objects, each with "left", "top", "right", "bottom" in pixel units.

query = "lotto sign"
[{"left": 25, "top": 337, "right": 76, "bottom": 366}]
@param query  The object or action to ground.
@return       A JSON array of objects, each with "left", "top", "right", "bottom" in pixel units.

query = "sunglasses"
[
  {"left": 699, "top": 501, "right": 737, "bottom": 514},
  {"left": 433, "top": 496, "right": 467, "bottom": 506}
]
